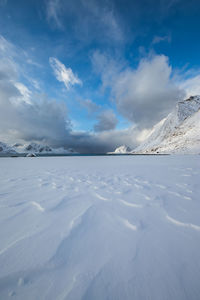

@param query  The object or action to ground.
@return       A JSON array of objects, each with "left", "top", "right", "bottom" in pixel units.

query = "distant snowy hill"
[
  {"left": 134, "top": 96, "right": 200, "bottom": 154},
  {"left": 0, "top": 142, "right": 77, "bottom": 156},
  {"left": 0, "top": 142, "right": 17, "bottom": 155},
  {"left": 108, "top": 145, "right": 131, "bottom": 154},
  {"left": 14, "top": 143, "right": 76, "bottom": 154}
]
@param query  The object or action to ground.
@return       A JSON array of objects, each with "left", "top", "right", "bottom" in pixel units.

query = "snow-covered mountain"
[
  {"left": 134, "top": 96, "right": 200, "bottom": 154},
  {"left": 108, "top": 145, "right": 131, "bottom": 154},
  {"left": 0, "top": 142, "right": 77, "bottom": 155},
  {"left": 0, "top": 142, "right": 17, "bottom": 155},
  {"left": 14, "top": 143, "right": 78, "bottom": 154},
  {"left": 13, "top": 143, "right": 53, "bottom": 154}
]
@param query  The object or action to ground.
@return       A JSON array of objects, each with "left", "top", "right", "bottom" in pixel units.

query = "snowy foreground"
[{"left": 0, "top": 156, "right": 200, "bottom": 300}]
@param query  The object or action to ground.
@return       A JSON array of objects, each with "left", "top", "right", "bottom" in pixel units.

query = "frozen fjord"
[{"left": 0, "top": 155, "right": 200, "bottom": 300}]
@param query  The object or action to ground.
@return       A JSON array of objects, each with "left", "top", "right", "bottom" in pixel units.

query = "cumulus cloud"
[
  {"left": 14, "top": 82, "right": 32, "bottom": 104},
  {"left": 1, "top": 34, "right": 200, "bottom": 153},
  {"left": 49, "top": 57, "right": 82, "bottom": 90},
  {"left": 80, "top": 99, "right": 100, "bottom": 115},
  {"left": 178, "top": 74, "right": 200, "bottom": 98},
  {"left": 64, "top": 126, "right": 139, "bottom": 153},
  {"left": 94, "top": 110, "right": 118, "bottom": 132},
  {"left": 0, "top": 36, "right": 131, "bottom": 153},
  {"left": 93, "top": 52, "right": 185, "bottom": 127},
  {"left": 113, "top": 55, "right": 185, "bottom": 126},
  {"left": 79, "top": 99, "right": 118, "bottom": 133},
  {"left": 0, "top": 62, "right": 70, "bottom": 145},
  {"left": 0, "top": 38, "right": 71, "bottom": 146},
  {"left": 91, "top": 50, "right": 123, "bottom": 92}
]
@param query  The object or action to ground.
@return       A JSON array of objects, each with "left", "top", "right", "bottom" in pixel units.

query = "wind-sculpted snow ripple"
[{"left": 0, "top": 156, "right": 200, "bottom": 300}]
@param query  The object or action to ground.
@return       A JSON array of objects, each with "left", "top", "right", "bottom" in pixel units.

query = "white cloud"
[
  {"left": 83, "top": 1, "right": 124, "bottom": 43},
  {"left": 45, "top": 0, "right": 63, "bottom": 29},
  {"left": 0, "top": 56, "right": 70, "bottom": 145},
  {"left": 0, "top": 35, "right": 12, "bottom": 53},
  {"left": 1, "top": 34, "right": 200, "bottom": 153},
  {"left": 14, "top": 83, "right": 32, "bottom": 104},
  {"left": 92, "top": 52, "right": 185, "bottom": 127},
  {"left": 94, "top": 110, "right": 118, "bottom": 132},
  {"left": 49, "top": 57, "right": 82, "bottom": 90},
  {"left": 91, "top": 50, "right": 123, "bottom": 92},
  {"left": 0, "top": 36, "right": 127, "bottom": 153},
  {"left": 113, "top": 55, "right": 185, "bottom": 126},
  {"left": 0, "top": 37, "right": 71, "bottom": 146},
  {"left": 136, "top": 128, "right": 154, "bottom": 143},
  {"left": 0, "top": 59, "right": 134, "bottom": 152},
  {"left": 45, "top": 0, "right": 124, "bottom": 45},
  {"left": 65, "top": 125, "right": 139, "bottom": 153},
  {"left": 152, "top": 35, "right": 171, "bottom": 45},
  {"left": 80, "top": 99, "right": 100, "bottom": 115},
  {"left": 178, "top": 75, "right": 200, "bottom": 98}
]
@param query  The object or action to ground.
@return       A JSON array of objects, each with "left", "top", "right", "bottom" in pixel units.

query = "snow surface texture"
[
  {"left": 0, "top": 156, "right": 200, "bottom": 300},
  {"left": 134, "top": 96, "right": 200, "bottom": 154}
]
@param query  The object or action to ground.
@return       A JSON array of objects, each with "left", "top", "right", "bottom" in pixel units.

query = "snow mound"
[
  {"left": 108, "top": 145, "right": 131, "bottom": 154},
  {"left": 134, "top": 96, "right": 200, "bottom": 154},
  {"left": 26, "top": 153, "right": 37, "bottom": 157}
]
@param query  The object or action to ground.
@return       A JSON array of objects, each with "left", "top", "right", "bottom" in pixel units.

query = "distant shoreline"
[{"left": 0, "top": 153, "right": 170, "bottom": 157}]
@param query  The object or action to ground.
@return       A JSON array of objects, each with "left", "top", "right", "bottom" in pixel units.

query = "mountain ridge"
[
  {"left": 0, "top": 142, "right": 77, "bottom": 156},
  {"left": 133, "top": 95, "right": 200, "bottom": 154}
]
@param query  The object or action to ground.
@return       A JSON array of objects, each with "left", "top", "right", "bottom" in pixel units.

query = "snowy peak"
[
  {"left": 176, "top": 96, "right": 200, "bottom": 123},
  {"left": 0, "top": 141, "right": 77, "bottom": 156},
  {"left": 13, "top": 142, "right": 78, "bottom": 154},
  {"left": 0, "top": 142, "right": 17, "bottom": 155},
  {"left": 134, "top": 95, "right": 200, "bottom": 154},
  {"left": 114, "top": 145, "right": 131, "bottom": 153},
  {"left": 24, "top": 143, "right": 52, "bottom": 153},
  {"left": 108, "top": 145, "right": 131, "bottom": 154}
]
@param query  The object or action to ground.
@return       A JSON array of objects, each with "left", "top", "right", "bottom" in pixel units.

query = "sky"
[{"left": 0, "top": 0, "right": 200, "bottom": 153}]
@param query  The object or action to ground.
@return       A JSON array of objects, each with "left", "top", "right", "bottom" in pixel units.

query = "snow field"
[{"left": 0, "top": 155, "right": 200, "bottom": 300}]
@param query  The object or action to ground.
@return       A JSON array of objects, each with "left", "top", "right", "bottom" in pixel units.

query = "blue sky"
[{"left": 0, "top": 0, "right": 200, "bottom": 152}]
